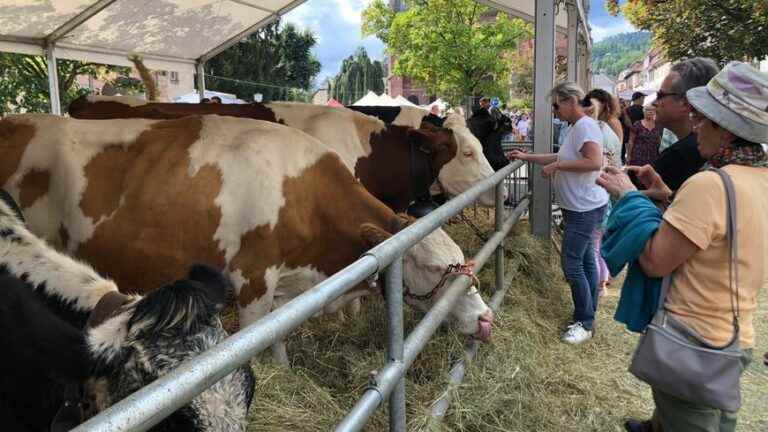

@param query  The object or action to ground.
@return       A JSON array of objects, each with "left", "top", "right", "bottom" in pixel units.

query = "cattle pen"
[{"left": 70, "top": 160, "right": 530, "bottom": 432}]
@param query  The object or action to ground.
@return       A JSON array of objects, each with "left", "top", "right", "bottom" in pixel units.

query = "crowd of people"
[{"left": 505, "top": 59, "right": 767, "bottom": 432}]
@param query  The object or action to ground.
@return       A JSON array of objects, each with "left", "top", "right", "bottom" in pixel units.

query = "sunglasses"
[
  {"left": 656, "top": 90, "right": 681, "bottom": 100},
  {"left": 552, "top": 103, "right": 559, "bottom": 110}
]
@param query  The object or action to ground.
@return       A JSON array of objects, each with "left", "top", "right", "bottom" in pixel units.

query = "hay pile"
[{"left": 243, "top": 207, "right": 767, "bottom": 431}]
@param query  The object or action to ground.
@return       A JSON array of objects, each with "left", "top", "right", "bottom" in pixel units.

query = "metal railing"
[{"left": 72, "top": 160, "right": 530, "bottom": 432}]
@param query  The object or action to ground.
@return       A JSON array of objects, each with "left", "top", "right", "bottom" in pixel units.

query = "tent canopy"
[{"left": 0, "top": 0, "right": 308, "bottom": 73}]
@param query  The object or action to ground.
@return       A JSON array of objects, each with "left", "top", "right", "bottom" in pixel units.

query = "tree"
[
  {"left": 605, "top": 0, "right": 768, "bottom": 65},
  {"left": 0, "top": 54, "right": 140, "bottom": 115},
  {"left": 329, "top": 47, "right": 385, "bottom": 105},
  {"left": 362, "top": 0, "right": 531, "bottom": 104},
  {"left": 590, "top": 31, "right": 650, "bottom": 78},
  {"left": 206, "top": 21, "right": 321, "bottom": 102}
]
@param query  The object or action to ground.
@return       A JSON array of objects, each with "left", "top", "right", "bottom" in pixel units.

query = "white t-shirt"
[
  {"left": 554, "top": 116, "right": 609, "bottom": 212},
  {"left": 599, "top": 121, "right": 622, "bottom": 169},
  {"left": 517, "top": 119, "right": 529, "bottom": 136}
]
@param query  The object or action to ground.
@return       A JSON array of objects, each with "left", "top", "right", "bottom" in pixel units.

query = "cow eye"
[{"left": 463, "top": 151, "right": 473, "bottom": 157}]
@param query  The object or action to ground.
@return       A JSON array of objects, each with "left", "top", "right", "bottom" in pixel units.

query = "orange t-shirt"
[{"left": 663, "top": 164, "right": 768, "bottom": 348}]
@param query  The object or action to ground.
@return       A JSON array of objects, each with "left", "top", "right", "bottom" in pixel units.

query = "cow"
[
  {"left": 346, "top": 105, "right": 502, "bottom": 203},
  {"left": 0, "top": 114, "right": 494, "bottom": 363},
  {"left": 0, "top": 194, "right": 255, "bottom": 431},
  {"left": 68, "top": 96, "right": 498, "bottom": 212}
]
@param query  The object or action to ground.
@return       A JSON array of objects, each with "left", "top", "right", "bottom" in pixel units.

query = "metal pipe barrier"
[
  {"left": 334, "top": 197, "right": 529, "bottom": 432},
  {"left": 428, "top": 200, "right": 528, "bottom": 423},
  {"left": 72, "top": 160, "right": 527, "bottom": 432}
]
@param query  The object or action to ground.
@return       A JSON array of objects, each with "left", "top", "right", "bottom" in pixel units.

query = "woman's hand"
[
  {"left": 506, "top": 149, "right": 528, "bottom": 161},
  {"left": 596, "top": 166, "right": 637, "bottom": 199},
  {"left": 626, "top": 165, "right": 672, "bottom": 202},
  {"left": 542, "top": 161, "right": 558, "bottom": 178}
]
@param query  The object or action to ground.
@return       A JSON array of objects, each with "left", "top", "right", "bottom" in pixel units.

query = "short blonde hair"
[{"left": 550, "top": 82, "right": 585, "bottom": 104}]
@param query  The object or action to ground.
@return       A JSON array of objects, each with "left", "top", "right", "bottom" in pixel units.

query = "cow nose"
[{"left": 479, "top": 309, "right": 494, "bottom": 323}]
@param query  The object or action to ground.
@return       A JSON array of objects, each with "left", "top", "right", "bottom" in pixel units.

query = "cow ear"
[
  {"left": 187, "top": 264, "right": 230, "bottom": 311},
  {"left": 360, "top": 223, "right": 392, "bottom": 248},
  {"left": 391, "top": 213, "right": 415, "bottom": 233}
]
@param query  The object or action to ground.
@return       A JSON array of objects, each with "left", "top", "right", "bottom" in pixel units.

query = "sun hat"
[{"left": 686, "top": 61, "right": 768, "bottom": 144}]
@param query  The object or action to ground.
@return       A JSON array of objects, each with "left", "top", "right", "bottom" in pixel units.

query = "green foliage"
[
  {"left": 0, "top": 53, "right": 138, "bottom": 115},
  {"left": 509, "top": 53, "right": 533, "bottom": 103},
  {"left": 362, "top": 0, "right": 532, "bottom": 104},
  {"left": 206, "top": 21, "right": 321, "bottom": 102},
  {"left": 606, "top": 0, "right": 768, "bottom": 65},
  {"left": 328, "top": 47, "right": 385, "bottom": 105},
  {"left": 590, "top": 31, "right": 651, "bottom": 78}
]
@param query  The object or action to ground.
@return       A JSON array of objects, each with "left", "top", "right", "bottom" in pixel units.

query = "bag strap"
[
  {"left": 656, "top": 168, "right": 740, "bottom": 339},
  {"left": 711, "top": 168, "right": 740, "bottom": 325}
]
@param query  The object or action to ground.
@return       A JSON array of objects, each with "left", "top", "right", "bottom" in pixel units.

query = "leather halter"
[
  {"left": 86, "top": 291, "right": 132, "bottom": 329},
  {"left": 404, "top": 262, "right": 480, "bottom": 302},
  {"left": 407, "top": 133, "right": 439, "bottom": 217}
]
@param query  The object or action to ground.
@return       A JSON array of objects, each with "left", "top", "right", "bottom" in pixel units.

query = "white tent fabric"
[
  {"left": 376, "top": 94, "right": 400, "bottom": 106},
  {"left": 394, "top": 95, "right": 418, "bottom": 107},
  {"left": 172, "top": 90, "right": 245, "bottom": 104},
  {"left": 352, "top": 91, "right": 383, "bottom": 106},
  {"left": 422, "top": 98, "right": 448, "bottom": 112},
  {"left": 0, "top": 0, "right": 308, "bottom": 73}
]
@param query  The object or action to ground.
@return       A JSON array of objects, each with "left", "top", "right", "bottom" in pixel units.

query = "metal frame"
[
  {"left": 71, "top": 160, "right": 527, "bottom": 432},
  {"left": 531, "top": 0, "right": 555, "bottom": 240},
  {"left": 566, "top": 0, "right": 578, "bottom": 82}
]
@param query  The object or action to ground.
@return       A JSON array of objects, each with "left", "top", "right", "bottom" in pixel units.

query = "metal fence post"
[
  {"left": 494, "top": 180, "right": 505, "bottom": 294},
  {"left": 386, "top": 257, "right": 406, "bottom": 432},
  {"left": 45, "top": 44, "right": 61, "bottom": 115}
]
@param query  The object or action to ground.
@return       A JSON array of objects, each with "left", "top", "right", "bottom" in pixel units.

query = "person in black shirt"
[
  {"left": 648, "top": 58, "right": 719, "bottom": 192},
  {"left": 423, "top": 104, "right": 445, "bottom": 127},
  {"left": 626, "top": 92, "right": 645, "bottom": 126}
]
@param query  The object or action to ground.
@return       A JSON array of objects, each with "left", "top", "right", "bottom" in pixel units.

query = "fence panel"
[{"left": 72, "top": 161, "right": 530, "bottom": 432}]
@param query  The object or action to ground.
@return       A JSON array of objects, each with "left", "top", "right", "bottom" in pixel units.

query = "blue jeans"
[{"left": 561, "top": 205, "right": 606, "bottom": 330}]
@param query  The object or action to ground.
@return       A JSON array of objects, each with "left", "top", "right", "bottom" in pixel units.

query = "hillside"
[{"left": 591, "top": 31, "right": 651, "bottom": 79}]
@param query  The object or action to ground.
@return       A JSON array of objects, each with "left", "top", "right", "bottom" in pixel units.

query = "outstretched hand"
[
  {"left": 596, "top": 166, "right": 637, "bottom": 199},
  {"left": 626, "top": 165, "right": 672, "bottom": 202},
  {"left": 506, "top": 149, "right": 528, "bottom": 161}
]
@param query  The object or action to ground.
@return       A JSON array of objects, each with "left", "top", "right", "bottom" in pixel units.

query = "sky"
[{"left": 282, "top": 0, "right": 636, "bottom": 86}]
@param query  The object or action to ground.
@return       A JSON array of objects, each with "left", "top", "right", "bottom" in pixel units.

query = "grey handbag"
[{"left": 629, "top": 168, "right": 744, "bottom": 412}]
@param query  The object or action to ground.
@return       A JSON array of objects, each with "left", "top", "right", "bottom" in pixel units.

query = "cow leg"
[
  {"left": 271, "top": 341, "right": 289, "bottom": 367},
  {"left": 347, "top": 297, "right": 362, "bottom": 316}
]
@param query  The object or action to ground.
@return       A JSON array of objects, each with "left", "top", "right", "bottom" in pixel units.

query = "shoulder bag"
[{"left": 629, "top": 168, "right": 744, "bottom": 412}]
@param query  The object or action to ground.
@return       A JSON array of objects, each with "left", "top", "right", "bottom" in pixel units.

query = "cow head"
[
  {"left": 361, "top": 215, "right": 493, "bottom": 340},
  {"left": 439, "top": 116, "right": 502, "bottom": 206},
  {"left": 86, "top": 265, "right": 255, "bottom": 431}
]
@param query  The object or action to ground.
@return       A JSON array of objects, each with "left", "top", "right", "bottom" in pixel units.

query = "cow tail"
[{"left": 128, "top": 55, "right": 157, "bottom": 102}]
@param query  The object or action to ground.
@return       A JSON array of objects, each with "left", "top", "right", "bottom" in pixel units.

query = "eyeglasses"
[{"left": 656, "top": 90, "right": 681, "bottom": 100}]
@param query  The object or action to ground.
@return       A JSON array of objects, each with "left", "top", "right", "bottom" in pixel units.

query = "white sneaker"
[{"left": 562, "top": 322, "right": 593, "bottom": 345}]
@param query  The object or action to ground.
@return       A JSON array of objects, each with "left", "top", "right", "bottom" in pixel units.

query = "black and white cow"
[{"left": 0, "top": 194, "right": 255, "bottom": 431}]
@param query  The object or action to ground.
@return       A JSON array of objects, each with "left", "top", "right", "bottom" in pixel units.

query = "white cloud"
[
  {"left": 590, "top": 21, "right": 637, "bottom": 42},
  {"left": 282, "top": 0, "right": 385, "bottom": 86}
]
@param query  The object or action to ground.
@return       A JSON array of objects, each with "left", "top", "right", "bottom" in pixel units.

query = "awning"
[{"left": 0, "top": 0, "right": 309, "bottom": 73}]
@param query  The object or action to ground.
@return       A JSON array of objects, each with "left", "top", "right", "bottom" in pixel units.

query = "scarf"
[{"left": 707, "top": 140, "right": 768, "bottom": 169}]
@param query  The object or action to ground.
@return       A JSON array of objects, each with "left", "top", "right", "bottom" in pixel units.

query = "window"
[{"left": 170, "top": 71, "right": 179, "bottom": 84}]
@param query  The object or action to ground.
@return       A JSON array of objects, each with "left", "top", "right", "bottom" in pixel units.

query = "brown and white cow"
[
  {"left": 347, "top": 105, "right": 502, "bottom": 203},
  {"left": 0, "top": 114, "right": 493, "bottom": 348},
  {"left": 68, "top": 96, "right": 497, "bottom": 211}
]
